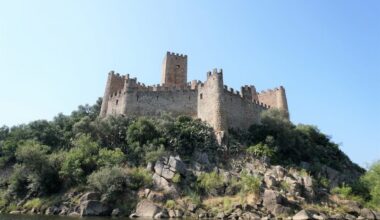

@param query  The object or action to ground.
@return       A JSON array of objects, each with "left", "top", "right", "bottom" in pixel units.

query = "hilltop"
[{"left": 0, "top": 99, "right": 379, "bottom": 219}]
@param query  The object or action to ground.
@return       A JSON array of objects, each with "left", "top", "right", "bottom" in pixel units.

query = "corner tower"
[{"left": 161, "top": 52, "right": 187, "bottom": 86}]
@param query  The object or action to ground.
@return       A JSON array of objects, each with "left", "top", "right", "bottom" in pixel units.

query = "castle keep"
[{"left": 100, "top": 52, "right": 289, "bottom": 138}]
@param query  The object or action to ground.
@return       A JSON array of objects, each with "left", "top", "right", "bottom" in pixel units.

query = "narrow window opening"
[
  {"left": 176, "top": 65, "right": 180, "bottom": 69},
  {"left": 200, "top": 93, "right": 203, "bottom": 99},
  {"left": 116, "top": 99, "right": 119, "bottom": 105}
]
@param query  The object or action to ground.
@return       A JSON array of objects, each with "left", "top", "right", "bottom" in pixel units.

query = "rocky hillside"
[{"left": 0, "top": 99, "right": 379, "bottom": 219}]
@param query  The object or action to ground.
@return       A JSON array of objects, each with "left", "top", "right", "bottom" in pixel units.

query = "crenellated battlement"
[
  {"left": 100, "top": 51, "right": 289, "bottom": 137},
  {"left": 166, "top": 51, "right": 187, "bottom": 58},
  {"left": 206, "top": 68, "right": 223, "bottom": 79},
  {"left": 257, "top": 86, "right": 285, "bottom": 95}
]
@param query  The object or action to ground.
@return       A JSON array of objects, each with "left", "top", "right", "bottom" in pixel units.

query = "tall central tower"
[{"left": 161, "top": 52, "right": 187, "bottom": 86}]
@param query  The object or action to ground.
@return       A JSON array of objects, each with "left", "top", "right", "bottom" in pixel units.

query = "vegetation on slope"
[{"left": 0, "top": 98, "right": 378, "bottom": 212}]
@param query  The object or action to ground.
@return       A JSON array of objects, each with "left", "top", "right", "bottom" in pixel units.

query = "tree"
[
  {"left": 6, "top": 141, "right": 61, "bottom": 198},
  {"left": 60, "top": 135, "right": 100, "bottom": 185},
  {"left": 361, "top": 160, "right": 380, "bottom": 209}
]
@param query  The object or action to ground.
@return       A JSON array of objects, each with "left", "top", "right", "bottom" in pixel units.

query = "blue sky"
[{"left": 0, "top": 1, "right": 379, "bottom": 167}]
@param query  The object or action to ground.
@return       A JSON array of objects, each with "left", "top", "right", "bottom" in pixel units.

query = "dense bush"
[
  {"left": 198, "top": 171, "right": 225, "bottom": 195},
  {"left": 87, "top": 166, "right": 127, "bottom": 202},
  {"left": 361, "top": 160, "right": 380, "bottom": 209},
  {"left": 246, "top": 142, "right": 275, "bottom": 159},
  {"left": 161, "top": 116, "right": 218, "bottom": 158},
  {"left": 126, "top": 167, "right": 153, "bottom": 190},
  {"left": 239, "top": 171, "right": 262, "bottom": 196},
  {"left": 6, "top": 141, "right": 61, "bottom": 199},
  {"left": 60, "top": 135, "right": 100, "bottom": 186},
  {"left": 230, "top": 109, "right": 365, "bottom": 174}
]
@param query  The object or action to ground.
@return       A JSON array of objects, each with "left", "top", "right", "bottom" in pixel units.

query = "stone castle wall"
[
  {"left": 197, "top": 69, "right": 227, "bottom": 133},
  {"left": 100, "top": 52, "right": 289, "bottom": 136},
  {"left": 257, "top": 87, "right": 289, "bottom": 112},
  {"left": 223, "top": 88, "right": 268, "bottom": 130}
]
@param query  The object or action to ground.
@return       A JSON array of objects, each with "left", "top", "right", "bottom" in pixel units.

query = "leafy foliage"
[
  {"left": 361, "top": 160, "right": 380, "bottom": 209},
  {"left": 229, "top": 109, "right": 364, "bottom": 174},
  {"left": 60, "top": 135, "right": 100, "bottom": 186},
  {"left": 239, "top": 171, "right": 262, "bottom": 196},
  {"left": 246, "top": 143, "right": 275, "bottom": 159},
  {"left": 0, "top": 99, "right": 377, "bottom": 212},
  {"left": 198, "top": 171, "right": 225, "bottom": 195},
  {"left": 87, "top": 166, "right": 127, "bottom": 202},
  {"left": 126, "top": 167, "right": 153, "bottom": 190}
]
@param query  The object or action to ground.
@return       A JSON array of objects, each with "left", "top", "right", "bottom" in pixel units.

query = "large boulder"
[
  {"left": 338, "top": 199, "right": 361, "bottom": 215},
  {"left": 80, "top": 200, "right": 110, "bottom": 216},
  {"left": 168, "top": 155, "right": 187, "bottom": 175},
  {"left": 373, "top": 211, "right": 380, "bottom": 220},
  {"left": 154, "top": 155, "right": 187, "bottom": 181},
  {"left": 262, "top": 190, "right": 292, "bottom": 216},
  {"left": 274, "top": 165, "right": 286, "bottom": 180},
  {"left": 292, "top": 210, "right": 312, "bottom": 220},
  {"left": 272, "top": 204, "right": 293, "bottom": 217},
  {"left": 360, "top": 208, "right": 376, "bottom": 220},
  {"left": 301, "top": 175, "right": 315, "bottom": 199},
  {"left": 263, "top": 190, "right": 284, "bottom": 209},
  {"left": 134, "top": 200, "right": 162, "bottom": 218},
  {"left": 264, "top": 175, "right": 278, "bottom": 188}
]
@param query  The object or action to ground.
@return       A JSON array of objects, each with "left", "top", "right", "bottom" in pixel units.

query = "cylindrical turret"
[
  {"left": 276, "top": 86, "right": 289, "bottom": 118},
  {"left": 100, "top": 71, "right": 115, "bottom": 117}
]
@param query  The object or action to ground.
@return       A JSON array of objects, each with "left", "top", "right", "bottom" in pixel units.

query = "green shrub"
[
  {"left": 162, "top": 116, "right": 218, "bottom": 157},
  {"left": 6, "top": 141, "right": 61, "bottom": 199},
  {"left": 15, "top": 140, "right": 50, "bottom": 170},
  {"left": 97, "top": 148, "right": 125, "bottom": 167},
  {"left": 319, "top": 177, "right": 330, "bottom": 188},
  {"left": 332, "top": 183, "right": 352, "bottom": 199},
  {"left": 239, "top": 171, "right": 262, "bottom": 196},
  {"left": 87, "top": 166, "right": 127, "bottom": 202},
  {"left": 246, "top": 143, "right": 274, "bottom": 159},
  {"left": 88, "top": 166, "right": 126, "bottom": 193},
  {"left": 184, "top": 188, "right": 201, "bottom": 206},
  {"left": 6, "top": 164, "right": 29, "bottom": 199},
  {"left": 0, "top": 190, "right": 8, "bottom": 208},
  {"left": 280, "top": 181, "right": 291, "bottom": 192},
  {"left": 127, "top": 167, "right": 153, "bottom": 190},
  {"left": 361, "top": 160, "right": 380, "bottom": 209},
  {"left": 60, "top": 135, "right": 100, "bottom": 185},
  {"left": 23, "top": 198, "right": 42, "bottom": 209},
  {"left": 144, "top": 145, "right": 166, "bottom": 163},
  {"left": 172, "top": 173, "right": 181, "bottom": 184},
  {"left": 198, "top": 171, "right": 225, "bottom": 195},
  {"left": 165, "top": 199, "right": 176, "bottom": 209}
]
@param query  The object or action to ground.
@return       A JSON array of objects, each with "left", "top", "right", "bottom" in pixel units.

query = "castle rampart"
[
  {"left": 100, "top": 52, "right": 289, "bottom": 138},
  {"left": 257, "top": 86, "right": 289, "bottom": 112}
]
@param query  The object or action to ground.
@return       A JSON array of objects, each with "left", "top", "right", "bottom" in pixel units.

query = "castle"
[{"left": 100, "top": 52, "right": 289, "bottom": 141}]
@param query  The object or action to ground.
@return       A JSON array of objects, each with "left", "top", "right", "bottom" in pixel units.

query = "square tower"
[{"left": 161, "top": 52, "right": 187, "bottom": 86}]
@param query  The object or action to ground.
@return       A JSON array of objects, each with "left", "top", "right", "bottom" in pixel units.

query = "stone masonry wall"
[
  {"left": 100, "top": 71, "right": 126, "bottom": 117},
  {"left": 257, "top": 86, "right": 289, "bottom": 112},
  {"left": 161, "top": 52, "right": 187, "bottom": 86},
  {"left": 197, "top": 69, "right": 227, "bottom": 133},
  {"left": 122, "top": 90, "right": 198, "bottom": 118},
  {"left": 223, "top": 89, "right": 268, "bottom": 130}
]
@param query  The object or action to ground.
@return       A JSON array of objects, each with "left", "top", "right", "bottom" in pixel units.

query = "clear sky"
[{"left": 0, "top": 1, "right": 379, "bottom": 167}]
